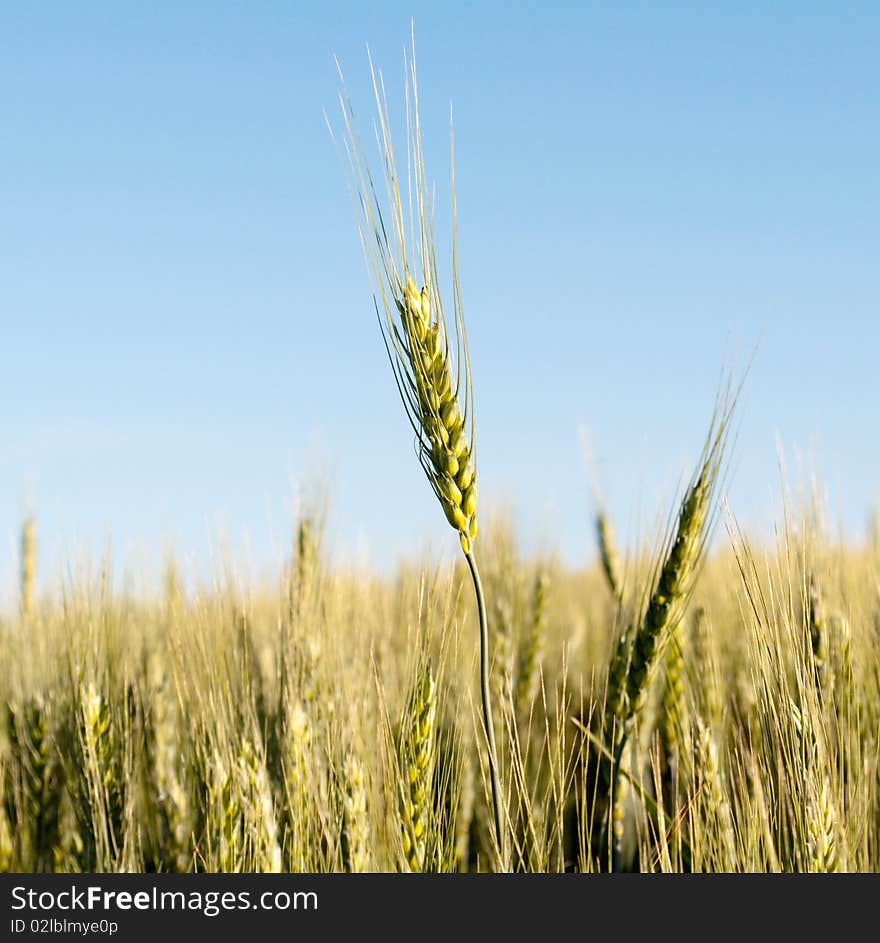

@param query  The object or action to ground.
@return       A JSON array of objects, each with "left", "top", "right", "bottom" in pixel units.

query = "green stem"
[
  {"left": 611, "top": 732, "right": 629, "bottom": 873},
  {"left": 465, "top": 549, "right": 507, "bottom": 871}
]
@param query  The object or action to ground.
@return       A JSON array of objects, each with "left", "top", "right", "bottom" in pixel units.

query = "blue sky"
[{"left": 1, "top": 3, "right": 878, "bottom": 594}]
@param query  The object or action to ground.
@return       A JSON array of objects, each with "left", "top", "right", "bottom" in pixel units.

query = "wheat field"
[
  {"left": 2, "top": 481, "right": 878, "bottom": 873},
  {"left": 2, "top": 45, "right": 879, "bottom": 876}
]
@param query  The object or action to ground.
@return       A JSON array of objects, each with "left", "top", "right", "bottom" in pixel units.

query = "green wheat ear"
[
  {"left": 395, "top": 276, "right": 478, "bottom": 553},
  {"left": 806, "top": 777, "right": 840, "bottom": 873},
  {"left": 335, "top": 40, "right": 506, "bottom": 868},
  {"left": 607, "top": 380, "right": 738, "bottom": 870},
  {"left": 623, "top": 386, "right": 736, "bottom": 727},
  {"left": 334, "top": 46, "right": 477, "bottom": 555},
  {"left": 596, "top": 511, "right": 624, "bottom": 605},
  {"left": 398, "top": 664, "right": 437, "bottom": 872}
]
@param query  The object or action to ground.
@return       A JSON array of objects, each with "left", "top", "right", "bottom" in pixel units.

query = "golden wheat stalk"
[
  {"left": 696, "top": 718, "right": 737, "bottom": 870},
  {"left": 342, "top": 752, "right": 371, "bottom": 872},
  {"left": 624, "top": 463, "right": 715, "bottom": 720},
  {"left": 79, "top": 682, "right": 124, "bottom": 870},
  {"left": 149, "top": 664, "right": 191, "bottom": 871},
  {"left": 336, "top": 69, "right": 477, "bottom": 554},
  {"left": 335, "top": 40, "right": 506, "bottom": 869},
  {"left": 398, "top": 666, "right": 437, "bottom": 872},
  {"left": 238, "top": 738, "right": 283, "bottom": 873},
  {"left": 282, "top": 702, "right": 314, "bottom": 873},
  {"left": 806, "top": 776, "right": 840, "bottom": 873},
  {"left": 607, "top": 386, "right": 736, "bottom": 870}
]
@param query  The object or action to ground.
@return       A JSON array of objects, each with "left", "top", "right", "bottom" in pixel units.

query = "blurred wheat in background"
[{"left": 3, "top": 481, "right": 878, "bottom": 873}]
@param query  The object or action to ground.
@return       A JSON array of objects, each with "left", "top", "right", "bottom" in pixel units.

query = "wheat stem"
[{"left": 465, "top": 550, "right": 507, "bottom": 871}]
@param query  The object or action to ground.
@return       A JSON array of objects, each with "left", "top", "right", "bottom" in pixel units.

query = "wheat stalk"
[
  {"left": 5, "top": 695, "right": 61, "bottom": 871},
  {"left": 453, "top": 742, "right": 476, "bottom": 871},
  {"left": 398, "top": 665, "right": 437, "bottom": 872},
  {"left": 660, "top": 620, "right": 688, "bottom": 773},
  {"left": 581, "top": 429, "right": 624, "bottom": 606},
  {"left": 696, "top": 718, "right": 737, "bottom": 870},
  {"left": 335, "top": 39, "right": 506, "bottom": 869},
  {"left": 149, "top": 666, "right": 191, "bottom": 871},
  {"left": 606, "top": 388, "right": 735, "bottom": 869},
  {"left": 805, "top": 776, "right": 840, "bottom": 873},
  {"left": 625, "top": 467, "right": 714, "bottom": 720},
  {"left": 515, "top": 571, "right": 548, "bottom": 719},
  {"left": 281, "top": 701, "right": 314, "bottom": 873},
  {"left": 20, "top": 518, "right": 36, "bottom": 621},
  {"left": 79, "top": 682, "right": 125, "bottom": 870},
  {"left": 207, "top": 749, "right": 241, "bottom": 872},
  {"left": 342, "top": 752, "right": 371, "bottom": 872},
  {"left": 691, "top": 605, "right": 723, "bottom": 733},
  {"left": 596, "top": 512, "right": 624, "bottom": 606},
  {"left": 238, "top": 738, "right": 283, "bottom": 873}
]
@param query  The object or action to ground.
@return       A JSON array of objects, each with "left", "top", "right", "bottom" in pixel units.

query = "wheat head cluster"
[{"left": 1, "top": 50, "right": 878, "bottom": 875}]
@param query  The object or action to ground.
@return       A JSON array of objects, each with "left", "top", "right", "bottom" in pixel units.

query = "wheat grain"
[
  {"left": 660, "top": 620, "right": 688, "bottom": 772},
  {"left": 696, "top": 719, "right": 736, "bottom": 870},
  {"left": 342, "top": 752, "right": 371, "bottom": 872},
  {"left": 398, "top": 665, "right": 437, "bottom": 872},
  {"left": 805, "top": 777, "right": 840, "bottom": 872}
]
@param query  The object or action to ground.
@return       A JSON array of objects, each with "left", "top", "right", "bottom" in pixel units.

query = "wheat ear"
[
  {"left": 691, "top": 606, "right": 723, "bottom": 732},
  {"left": 515, "top": 571, "right": 548, "bottom": 719},
  {"left": 399, "top": 666, "right": 437, "bottom": 872},
  {"left": 6, "top": 696, "right": 61, "bottom": 871},
  {"left": 342, "top": 752, "right": 371, "bottom": 872},
  {"left": 79, "top": 683, "right": 124, "bottom": 870},
  {"left": 581, "top": 430, "right": 624, "bottom": 605},
  {"left": 20, "top": 517, "right": 36, "bottom": 621},
  {"left": 696, "top": 718, "right": 737, "bottom": 870},
  {"left": 149, "top": 669, "right": 191, "bottom": 871},
  {"left": 608, "top": 389, "right": 735, "bottom": 869},
  {"left": 336, "top": 42, "right": 505, "bottom": 869},
  {"left": 806, "top": 777, "right": 840, "bottom": 873},
  {"left": 282, "top": 702, "right": 314, "bottom": 873},
  {"left": 624, "top": 464, "right": 715, "bottom": 720},
  {"left": 596, "top": 512, "right": 624, "bottom": 605},
  {"left": 660, "top": 619, "right": 688, "bottom": 772}
]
